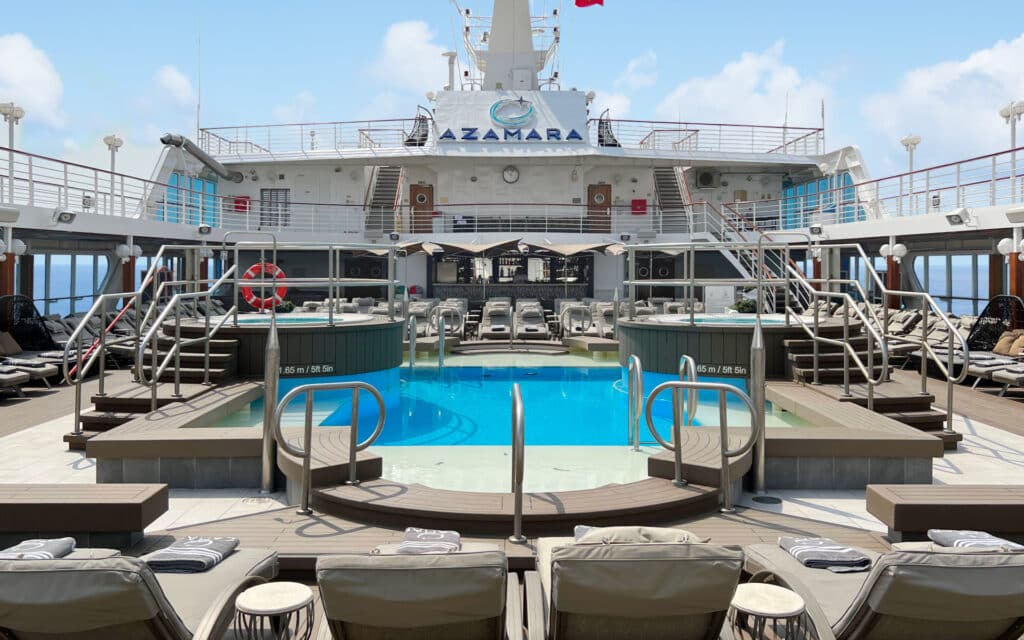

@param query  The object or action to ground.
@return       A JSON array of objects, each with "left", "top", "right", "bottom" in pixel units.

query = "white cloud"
[
  {"left": 61, "top": 133, "right": 164, "bottom": 181},
  {"left": 272, "top": 90, "right": 316, "bottom": 123},
  {"left": 616, "top": 51, "right": 657, "bottom": 90},
  {"left": 861, "top": 33, "right": 1024, "bottom": 167},
  {"left": 0, "top": 33, "right": 64, "bottom": 127},
  {"left": 371, "top": 21, "right": 448, "bottom": 94},
  {"left": 155, "top": 65, "right": 195, "bottom": 107},
  {"left": 655, "top": 41, "right": 828, "bottom": 127},
  {"left": 591, "top": 91, "right": 631, "bottom": 119}
]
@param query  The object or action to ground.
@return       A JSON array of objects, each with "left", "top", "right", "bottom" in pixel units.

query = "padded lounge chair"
[
  {"left": 990, "top": 365, "right": 1024, "bottom": 395},
  {"left": 516, "top": 307, "right": 549, "bottom": 339},
  {"left": 0, "top": 332, "right": 64, "bottom": 364},
  {"left": 316, "top": 549, "right": 523, "bottom": 639},
  {"left": 0, "top": 549, "right": 278, "bottom": 640},
  {"left": 744, "top": 544, "right": 1024, "bottom": 640},
  {"left": 0, "top": 367, "right": 30, "bottom": 397},
  {"left": 527, "top": 536, "right": 743, "bottom": 639},
  {"left": 481, "top": 303, "right": 513, "bottom": 340}
]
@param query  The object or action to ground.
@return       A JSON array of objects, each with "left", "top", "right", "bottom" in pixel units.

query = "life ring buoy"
[{"left": 241, "top": 262, "right": 288, "bottom": 310}]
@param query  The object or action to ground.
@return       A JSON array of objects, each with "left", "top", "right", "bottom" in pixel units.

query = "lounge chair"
[
  {"left": 744, "top": 543, "right": 1024, "bottom": 640},
  {"left": 481, "top": 303, "right": 513, "bottom": 340},
  {"left": 0, "top": 549, "right": 278, "bottom": 640},
  {"left": 317, "top": 548, "right": 522, "bottom": 639},
  {"left": 353, "top": 297, "right": 376, "bottom": 314},
  {"left": 990, "top": 365, "right": 1024, "bottom": 395},
  {"left": 516, "top": 306, "right": 549, "bottom": 339},
  {"left": 0, "top": 332, "right": 64, "bottom": 364},
  {"left": 0, "top": 333, "right": 60, "bottom": 387},
  {"left": 527, "top": 531, "right": 744, "bottom": 639},
  {"left": 0, "top": 367, "right": 30, "bottom": 397}
]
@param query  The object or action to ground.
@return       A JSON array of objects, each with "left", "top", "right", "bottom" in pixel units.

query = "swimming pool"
[
  {"left": 213, "top": 365, "right": 806, "bottom": 446},
  {"left": 229, "top": 313, "right": 374, "bottom": 325}
]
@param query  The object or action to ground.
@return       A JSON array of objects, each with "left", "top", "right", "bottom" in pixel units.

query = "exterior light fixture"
[
  {"left": 52, "top": 208, "right": 77, "bottom": 225},
  {"left": 809, "top": 223, "right": 824, "bottom": 236},
  {"left": 197, "top": 223, "right": 213, "bottom": 235},
  {"left": 945, "top": 207, "right": 972, "bottom": 226},
  {"left": 389, "top": 232, "right": 400, "bottom": 241}
]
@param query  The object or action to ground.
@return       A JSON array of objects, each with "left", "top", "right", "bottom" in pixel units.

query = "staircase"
[
  {"left": 364, "top": 166, "right": 403, "bottom": 233},
  {"left": 63, "top": 328, "right": 238, "bottom": 451},
  {"left": 653, "top": 167, "right": 689, "bottom": 233},
  {"left": 783, "top": 336, "right": 962, "bottom": 450}
]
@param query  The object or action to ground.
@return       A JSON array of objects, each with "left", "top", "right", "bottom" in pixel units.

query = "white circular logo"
[{"left": 490, "top": 97, "right": 536, "bottom": 128}]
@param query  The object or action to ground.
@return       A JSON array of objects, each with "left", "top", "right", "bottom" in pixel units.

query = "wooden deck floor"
[
  {"left": 892, "top": 369, "right": 1024, "bottom": 438},
  {"left": 0, "top": 370, "right": 136, "bottom": 438},
  {"left": 131, "top": 504, "right": 889, "bottom": 574}
]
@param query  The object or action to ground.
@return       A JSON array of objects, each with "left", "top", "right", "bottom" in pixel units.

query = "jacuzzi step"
[
  {"left": 79, "top": 411, "right": 136, "bottom": 431},
  {"left": 154, "top": 335, "right": 239, "bottom": 353},
  {"left": 783, "top": 336, "right": 868, "bottom": 354},
  {"left": 62, "top": 430, "right": 100, "bottom": 451},
  {"left": 140, "top": 366, "right": 229, "bottom": 384},
  {"left": 788, "top": 351, "right": 879, "bottom": 367},
  {"left": 312, "top": 477, "right": 720, "bottom": 536},
  {"left": 792, "top": 365, "right": 890, "bottom": 384},
  {"left": 139, "top": 350, "right": 234, "bottom": 366},
  {"left": 91, "top": 383, "right": 213, "bottom": 412}
]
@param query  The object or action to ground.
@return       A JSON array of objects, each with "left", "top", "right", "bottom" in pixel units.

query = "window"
[
  {"left": 259, "top": 189, "right": 291, "bottom": 229},
  {"left": 158, "top": 172, "right": 218, "bottom": 226},
  {"left": 31, "top": 254, "right": 110, "bottom": 316}
]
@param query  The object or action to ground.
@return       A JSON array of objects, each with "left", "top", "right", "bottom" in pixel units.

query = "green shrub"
[{"left": 731, "top": 298, "right": 758, "bottom": 313}]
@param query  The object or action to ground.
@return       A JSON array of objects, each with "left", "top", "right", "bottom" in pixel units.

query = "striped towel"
[
  {"left": 0, "top": 537, "right": 76, "bottom": 560},
  {"left": 397, "top": 527, "right": 461, "bottom": 554},
  {"left": 928, "top": 529, "right": 1024, "bottom": 551},
  {"left": 144, "top": 537, "right": 239, "bottom": 573},
  {"left": 779, "top": 536, "right": 872, "bottom": 572}
]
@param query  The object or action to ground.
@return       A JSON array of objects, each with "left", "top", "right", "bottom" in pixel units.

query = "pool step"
[
  {"left": 91, "top": 383, "right": 213, "bottom": 412},
  {"left": 787, "top": 351, "right": 877, "bottom": 368},
  {"left": 139, "top": 350, "right": 234, "bottom": 366},
  {"left": 154, "top": 335, "right": 239, "bottom": 353},
  {"left": 791, "top": 365, "right": 891, "bottom": 385},
  {"left": 78, "top": 411, "right": 136, "bottom": 432},
  {"left": 62, "top": 430, "right": 100, "bottom": 451},
  {"left": 140, "top": 366, "right": 230, "bottom": 384}
]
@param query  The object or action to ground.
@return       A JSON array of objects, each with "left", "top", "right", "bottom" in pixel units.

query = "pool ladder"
[{"left": 509, "top": 383, "right": 526, "bottom": 544}]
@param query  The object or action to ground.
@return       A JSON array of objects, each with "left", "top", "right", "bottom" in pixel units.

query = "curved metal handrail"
[
  {"left": 406, "top": 315, "right": 417, "bottom": 368},
  {"left": 560, "top": 305, "right": 593, "bottom": 336},
  {"left": 626, "top": 355, "right": 644, "bottom": 451},
  {"left": 645, "top": 379, "right": 760, "bottom": 512},
  {"left": 678, "top": 354, "right": 699, "bottom": 423},
  {"left": 429, "top": 305, "right": 464, "bottom": 336},
  {"left": 509, "top": 383, "right": 526, "bottom": 544},
  {"left": 272, "top": 380, "right": 387, "bottom": 515}
]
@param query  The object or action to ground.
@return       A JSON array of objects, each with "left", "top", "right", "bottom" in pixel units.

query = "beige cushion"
[
  {"left": 574, "top": 526, "right": 709, "bottom": 546},
  {"left": 1010, "top": 335, "right": 1024, "bottom": 357},
  {"left": 993, "top": 330, "right": 1024, "bottom": 355},
  {"left": 153, "top": 547, "right": 277, "bottom": 632},
  {"left": 891, "top": 542, "right": 1024, "bottom": 554},
  {"left": 317, "top": 550, "right": 507, "bottom": 630},
  {"left": 0, "top": 556, "right": 190, "bottom": 637}
]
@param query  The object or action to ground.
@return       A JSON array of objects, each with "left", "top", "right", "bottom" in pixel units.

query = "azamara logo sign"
[{"left": 439, "top": 127, "right": 584, "bottom": 142}]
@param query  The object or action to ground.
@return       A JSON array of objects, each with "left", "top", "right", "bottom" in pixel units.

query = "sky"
[{"left": 2, "top": 0, "right": 1023, "bottom": 181}]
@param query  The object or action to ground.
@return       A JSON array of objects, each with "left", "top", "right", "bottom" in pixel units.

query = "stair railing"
[
  {"left": 644, "top": 379, "right": 761, "bottom": 512},
  {"left": 406, "top": 315, "right": 417, "bottom": 368},
  {"left": 135, "top": 265, "right": 239, "bottom": 410},
  {"left": 509, "top": 382, "right": 526, "bottom": 544},
  {"left": 271, "top": 380, "right": 386, "bottom": 515},
  {"left": 635, "top": 354, "right": 700, "bottom": 486},
  {"left": 626, "top": 354, "right": 644, "bottom": 451}
]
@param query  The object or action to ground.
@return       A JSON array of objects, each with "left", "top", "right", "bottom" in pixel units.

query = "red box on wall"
[
  {"left": 233, "top": 196, "right": 250, "bottom": 212},
  {"left": 631, "top": 199, "right": 647, "bottom": 215}
]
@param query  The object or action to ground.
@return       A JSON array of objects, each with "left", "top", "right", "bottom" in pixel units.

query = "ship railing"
[
  {"left": 586, "top": 118, "right": 823, "bottom": 155},
  {"left": 197, "top": 117, "right": 432, "bottom": 158}
]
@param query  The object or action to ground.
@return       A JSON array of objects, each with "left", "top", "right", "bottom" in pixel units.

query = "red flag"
[{"left": 575, "top": 0, "right": 604, "bottom": 6}]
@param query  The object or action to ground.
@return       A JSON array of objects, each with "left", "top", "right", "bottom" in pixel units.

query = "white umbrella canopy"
[
  {"left": 429, "top": 239, "right": 523, "bottom": 256},
  {"left": 523, "top": 241, "right": 613, "bottom": 257}
]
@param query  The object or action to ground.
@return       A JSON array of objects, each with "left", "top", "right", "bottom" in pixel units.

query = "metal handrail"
[
  {"left": 437, "top": 315, "right": 446, "bottom": 369},
  {"left": 627, "top": 355, "right": 644, "bottom": 452},
  {"left": 645, "top": 380, "right": 761, "bottom": 512},
  {"left": 272, "top": 381, "right": 386, "bottom": 515},
  {"left": 429, "top": 305, "right": 464, "bottom": 338},
  {"left": 559, "top": 305, "right": 593, "bottom": 337},
  {"left": 135, "top": 266, "right": 238, "bottom": 409},
  {"left": 509, "top": 383, "right": 526, "bottom": 544},
  {"left": 638, "top": 354, "right": 701, "bottom": 487},
  {"left": 406, "top": 315, "right": 417, "bottom": 368}
]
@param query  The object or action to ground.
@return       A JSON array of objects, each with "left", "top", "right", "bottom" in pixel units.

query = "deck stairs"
[
  {"left": 364, "top": 166, "right": 403, "bottom": 233},
  {"left": 654, "top": 167, "right": 690, "bottom": 233},
  {"left": 783, "top": 336, "right": 961, "bottom": 450},
  {"left": 63, "top": 325, "right": 238, "bottom": 451}
]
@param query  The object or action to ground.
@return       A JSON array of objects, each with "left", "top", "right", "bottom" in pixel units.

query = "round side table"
[
  {"left": 729, "top": 583, "right": 805, "bottom": 639},
  {"left": 234, "top": 582, "right": 314, "bottom": 640}
]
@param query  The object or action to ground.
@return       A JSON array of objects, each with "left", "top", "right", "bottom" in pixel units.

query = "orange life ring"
[{"left": 241, "top": 262, "right": 288, "bottom": 310}]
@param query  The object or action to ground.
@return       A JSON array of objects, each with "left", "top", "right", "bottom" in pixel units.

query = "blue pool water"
[
  {"left": 216, "top": 366, "right": 758, "bottom": 446},
  {"left": 236, "top": 316, "right": 337, "bottom": 325}
]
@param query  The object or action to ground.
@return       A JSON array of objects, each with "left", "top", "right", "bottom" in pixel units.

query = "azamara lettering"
[{"left": 439, "top": 127, "right": 584, "bottom": 142}]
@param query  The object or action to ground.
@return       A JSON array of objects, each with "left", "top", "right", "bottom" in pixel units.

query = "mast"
[{"left": 481, "top": 0, "right": 539, "bottom": 91}]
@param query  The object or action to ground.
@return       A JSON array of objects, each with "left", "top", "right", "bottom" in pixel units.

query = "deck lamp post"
[
  {"left": 1001, "top": 101, "right": 1024, "bottom": 204},
  {"left": 103, "top": 135, "right": 123, "bottom": 215},
  {"left": 1, "top": 102, "right": 25, "bottom": 204},
  {"left": 900, "top": 135, "right": 921, "bottom": 214}
]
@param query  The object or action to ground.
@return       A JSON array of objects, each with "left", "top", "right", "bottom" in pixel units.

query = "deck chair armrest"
[
  {"left": 747, "top": 570, "right": 837, "bottom": 640},
  {"left": 523, "top": 571, "right": 546, "bottom": 640},
  {"left": 505, "top": 572, "right": 525, "bottom": 640},
  {"left": 191, "top": 574, "right": 269, "bottom": 640}
]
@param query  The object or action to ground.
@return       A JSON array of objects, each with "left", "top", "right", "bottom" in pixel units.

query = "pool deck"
[{"left": 129, "top": 503, "right": 890, "bottom": 574}]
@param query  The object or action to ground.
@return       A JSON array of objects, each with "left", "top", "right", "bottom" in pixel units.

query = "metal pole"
[
  {"left": 438, "top": 315, "right": 446, "bottom": 369},
  {"left": 172, "top": 307, "right": 182, "bottom": 398},
  {"left": 671, "top": 383, "right": 685, "bottom": 487},
  {"left": 509, "top": 383, "right": 526, "bottom": 544},
  {"left": 751, "top": 320, "right": 767, "bottom": 494},
  {"left": 260, "top": 313, "right": 279, "bottom": 493},
  {"left": 919, "top": 304, "right": 929, "bottom": 395},
  {"left": 203, "top": 299, "right": 211, "bottom": 385},
  {"left": 718, "top": 390, "right": 734, "bottom": 513},
  {"left": 842, "top": 298, "right": 851, "bottom": 397},
  {"left": 348, "top": 388, "right": 361, "bottom": 484},
  {"left": 73, "top": 333, "right": 83, "bottom": 435},
  {"left": 97, "top": 297, "right": 107, "bottom": 396},
  {"left": 627, "top": 248, "right": 636, "bottom": 320},
  {"left": 387, "top": 248, "right": 395, "bottom": 320},
  {"left": 407, "top": 315, "right": 416, "bottom": 368},
  {"left": 612, "top": 287, "right": 619, "bottom": 339},
  {"left": 299, "top": 392, "right": 313, "bottom": 515}
]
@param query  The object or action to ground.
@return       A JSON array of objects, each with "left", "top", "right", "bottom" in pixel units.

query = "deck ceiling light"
[
  {"left": 52, "top": 208, "right": 76, "bottom": 225},
  {"left": 0, "top": 205, "right": 19, "bottom": 224},
  {"left": 1007, "top": 206, "right": 1024, "bottom": 225},
  {"left": 944, "top": 207, "right": 972, "bottom": 227}
]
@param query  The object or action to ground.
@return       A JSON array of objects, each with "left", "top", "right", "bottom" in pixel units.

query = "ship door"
[
  {"left": 410, "top": 184, "right": 434, "bottom": 233},
  {"left": 587, "top": 184, "right": 612, "bottom": 233}
]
